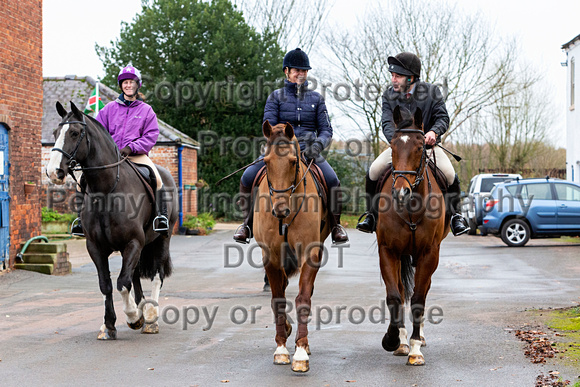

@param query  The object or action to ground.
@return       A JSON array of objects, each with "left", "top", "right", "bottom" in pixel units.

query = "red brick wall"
[{"left": 0, "top": 0, "right": 43, "bottom": 268}]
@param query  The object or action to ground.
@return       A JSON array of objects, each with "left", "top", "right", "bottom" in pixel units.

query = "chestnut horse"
[
  {"left": 377, "top": 106, "right": 450, "bottom": 366},
  {"left": 253, "top": 121, "right": 330, "bottom": 373}
]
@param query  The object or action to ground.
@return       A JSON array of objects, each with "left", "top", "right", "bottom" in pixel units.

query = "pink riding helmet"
[{"left": 117, "top": 65, "right": 142, "bottom": 88}]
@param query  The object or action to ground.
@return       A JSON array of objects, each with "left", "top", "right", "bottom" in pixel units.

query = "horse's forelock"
[{"left": 395, "top": 117, "right": 415, "bottom": 130}]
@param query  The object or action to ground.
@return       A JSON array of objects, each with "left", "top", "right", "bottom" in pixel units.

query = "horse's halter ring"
[{"left": 391, "top": 129, "right": 428, "bottom": 195}]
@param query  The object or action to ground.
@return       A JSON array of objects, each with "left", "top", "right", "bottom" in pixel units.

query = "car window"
[
  {"left": 480, "top": 178, "right": 514, "bottom": 193},
  {"left": 555, "top": 183, "right": 580, "bottom": 201},
  {"left": 506, "top": 185, "right": 518, "bottom": 196},
  {"left": 520, "top": 183, "right": 552, "bottom": 201}
]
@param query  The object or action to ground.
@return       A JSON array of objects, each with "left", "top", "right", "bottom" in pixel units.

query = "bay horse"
[
  {"left": 46, "top": 101, "right": 177, "bottom": 340},
  {"left": 377, "top": 106, "right": 450, "bottom": 366},
  {"left": 253, "top": 121, "right": 330, "bottom": 373}
]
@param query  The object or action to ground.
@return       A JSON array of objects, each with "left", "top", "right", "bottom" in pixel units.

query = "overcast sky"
[{"left": 43, "top": 0, "right": 579, "bottom": 147}]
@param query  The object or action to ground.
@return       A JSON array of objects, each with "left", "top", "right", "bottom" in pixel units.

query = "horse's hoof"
[
  {"left": 393, "top": 344, "right": 410, "bottom": 356},
  {"left": 142, "top": 322, "right": 159, "bottom": 334},
  {"left": 291, "top": 359, "right": 309, "bottom": 373},
  {"left": 97, "top": 327, "right": 117, "bottom": 340},
  {"left": 381, "top": 333, "right": 400, "bottom": 352},
  {"left": 273, "top": 354, "right": 290, "bottom": 365},
  {"left": 406, "top": 354, "right": 425, "bottom": 366},
  {"left": 421, "top": 336, "right": 427, "bottom": 347},
  {"left": 127, "top": 315, "right": 145, "bottom": 330}
]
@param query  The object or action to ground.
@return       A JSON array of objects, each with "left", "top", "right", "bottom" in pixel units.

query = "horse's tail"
[{"left": 401, "top": 254, "right": 415, "bottom": 303}]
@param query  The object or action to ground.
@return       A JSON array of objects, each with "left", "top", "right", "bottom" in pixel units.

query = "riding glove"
[
  {"left": 120, "top": 146, "right": 132, "bottom": 157},
  {"left": 304, "top": 142, "right": 323, "bottom": 162}
]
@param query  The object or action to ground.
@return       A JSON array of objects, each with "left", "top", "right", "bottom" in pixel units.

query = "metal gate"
[{"left": 0, "top": 123, "right": 9, "bottom": 270}]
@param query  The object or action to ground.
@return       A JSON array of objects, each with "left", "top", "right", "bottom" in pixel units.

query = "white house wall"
[{"left": 566, "top": 41, "right": 580, "bottom": 182}]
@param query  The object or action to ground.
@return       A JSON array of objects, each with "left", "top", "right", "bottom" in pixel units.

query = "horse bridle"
[
  {"left": 51, "top": 115, "right": 126, "bottom": 194},
  {"left": 264, "top": 140, "right": 314, "bottom": 239},
  {"left": 391, "top": 129, "right": 428, "bottom": 194}
]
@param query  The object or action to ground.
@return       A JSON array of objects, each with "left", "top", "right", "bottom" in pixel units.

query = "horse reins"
[{"left": 51, "top": 115, "right": 126, "bottom": 195}]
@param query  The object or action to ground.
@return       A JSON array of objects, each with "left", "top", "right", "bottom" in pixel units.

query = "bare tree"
[
  {"left": 233, "top": 0, "right": 334, "bottom": 52},
  {"left": 323, "top": 0, "right": 534, "bottom": 158}
]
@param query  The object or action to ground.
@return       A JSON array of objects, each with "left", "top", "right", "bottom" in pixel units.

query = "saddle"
[
  {"left": 127, "top": 161, "right": 157, "bottom": 204},
  {"left": 377, "top": 160, "right": 448, "bottom": 195}
]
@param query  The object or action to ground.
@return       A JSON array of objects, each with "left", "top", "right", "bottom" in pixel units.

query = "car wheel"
[
  {"left": 500, "top": 219, "right": 530, "bottom": 247},
  {"left": 468, "top": 218, "right": 477, "bottom": 235}
]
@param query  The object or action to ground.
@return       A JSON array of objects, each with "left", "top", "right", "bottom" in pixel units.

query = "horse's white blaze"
[
  {"left": 400, "top": 135, "right": 410, "bottom": 143},
  {"left": 46, "top": 124, "right": 69, "bottom": 183},
  {"left": 274, "top": 346, "right": 290, "bottom": 356},
  {"left": 120, "top": 286, "right": 141, "bottom": 323},
  {"left": 398, "top": 327, "right": 408, "bottom": 345},
  {"left": 409, "top": 339, "right": 423, "bottom": 356},
  {"left": 143, "top": 274, "right": 162, "bottom": 322},
  {"left": 293, "top": 346, "right": 309, "bottom": 361}
]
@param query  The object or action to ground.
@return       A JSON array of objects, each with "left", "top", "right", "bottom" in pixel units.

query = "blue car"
[{"left": 481, "top": 178, "right": 580, "bottom": 246}]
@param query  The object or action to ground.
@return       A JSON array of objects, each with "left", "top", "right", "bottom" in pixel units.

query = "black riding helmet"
[
  {"left": 282, "top": 48, "right": 312, "bottom": 71},
  {"left": 388, "top": 52, "right": 421, "bottom": 79}
]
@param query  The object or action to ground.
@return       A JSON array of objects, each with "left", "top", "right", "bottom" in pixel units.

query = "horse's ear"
[
  {"left": 70, "top": 101, "right": 82, "bottom": 118},
  {"left": 283, "top": 122, "right": 294, "bottom": 139},
  {"left": 414, "top": 107, "right": 423, "bottom": 129},
  {"left": 393, "top": 105, "right": 402, "bottom": 127},
  {"left": 56, "top": 101, "right": 67, "bottom": 118},
  {"left": 262, "top": 120, "right": 272, "bottom": 138}
]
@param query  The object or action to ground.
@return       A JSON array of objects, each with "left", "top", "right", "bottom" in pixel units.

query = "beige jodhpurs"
[{"left": 368, "top": 146, "right": 455, "bottom": 184}]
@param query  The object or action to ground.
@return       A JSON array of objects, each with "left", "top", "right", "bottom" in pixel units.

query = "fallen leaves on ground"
[
  {"left": 515, "top": 329, "right": 563, "bottom": 364},
  {"left": 535, "top": 372, "right": 570, "bottom": 386}
]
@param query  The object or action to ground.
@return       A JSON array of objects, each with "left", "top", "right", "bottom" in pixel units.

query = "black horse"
[{"left": 46, "top": 101, "right": 177, "bottom": 339}]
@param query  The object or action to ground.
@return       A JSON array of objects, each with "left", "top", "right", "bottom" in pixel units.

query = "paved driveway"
[{"left": 1, "top": 230, "right": 579, "bottom": 386}]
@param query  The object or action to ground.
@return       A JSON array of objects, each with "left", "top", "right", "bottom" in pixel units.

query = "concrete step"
[
  {"left": 18, "top": 242, "right": 67, "bottom": 254},
  {"left": 22, "top": 253, "right": 57, "bottom": 265},
  {"left": 14, "top": 263, "right": 54, "bottom": 275}
]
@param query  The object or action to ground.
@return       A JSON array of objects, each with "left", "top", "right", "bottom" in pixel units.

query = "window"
[
  {"left": 555, "top": 183, "right": 580, "bottom": 201},
  {"left": 572, "top": 57, "right": 575, "bottom": 109},
  {"left": 520, "top": 183, "right": 552, "bottom": 201}
]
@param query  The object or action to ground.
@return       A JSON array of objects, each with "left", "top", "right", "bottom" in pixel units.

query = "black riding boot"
[
  {"left": 447, "top": 175, "right": 470, "bottom": 236},
  {"left": 329, "top": 185, "right": 349, "bottom": 244},
  {"left": 71, "top": 179, "right": 86, "bottom": 237},
  {"left": 356, "top": 173, "right": 379, "bottom": 233},
  {"left": 70, "top": 213, "right": 84, "bottom": 237},
  {"left": 153, "top": 187, "right": 170, "bottom": 234},
  {"left": 233, "top": 183, "right": 253, "bottom": 244}
]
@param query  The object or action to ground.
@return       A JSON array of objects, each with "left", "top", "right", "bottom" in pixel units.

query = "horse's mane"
[{"left": 83, "top": 112, "right": 120, "bottom": 150}]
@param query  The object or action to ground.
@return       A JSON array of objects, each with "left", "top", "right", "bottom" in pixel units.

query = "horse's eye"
[{"left": 70, "top": 130, "right": 79, "bottom": 138}]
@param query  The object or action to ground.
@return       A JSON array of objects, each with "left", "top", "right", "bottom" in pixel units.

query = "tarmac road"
[{"left": 1, "top": 227, "right": 579, "bottom": 386}]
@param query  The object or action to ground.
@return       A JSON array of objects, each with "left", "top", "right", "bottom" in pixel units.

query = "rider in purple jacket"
[{"left": 71, "top": 65, "right": 169, "bottom": 236}]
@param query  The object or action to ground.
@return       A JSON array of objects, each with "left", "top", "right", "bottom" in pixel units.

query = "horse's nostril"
[{"left": 56, "top": 169, "right": 65, "bottom": 180}]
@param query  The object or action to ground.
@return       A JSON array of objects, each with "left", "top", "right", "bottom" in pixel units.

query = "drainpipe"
[{"left": 178, "top": 145, "right": 184, "bottom": 228}]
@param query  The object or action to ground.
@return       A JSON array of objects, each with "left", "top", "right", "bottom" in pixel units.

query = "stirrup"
[
  {"left": 331, "top": 224, "right": 349, "bottom": 244},
  {"left": 233, "top": 224, "right": 251, "bottom": 244},
  {"left": 450, "top": 215, "right": 470, "bottom": 236},
  {"left": 70, "top": 218, "right": 84, "bottom": 237},
  {"left": 356, "top": 212, "right": 376, "bottom": 233},
  {"left": 153, "top": 215, "right": 169, "bottom": 232}
]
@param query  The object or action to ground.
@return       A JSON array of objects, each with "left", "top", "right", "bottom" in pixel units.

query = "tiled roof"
[
  {"left": 42, "top": 76, "right": 199, "bottom": 147},
  {"left": 562, "top": 33, "right": 580, "bottom": 50}
]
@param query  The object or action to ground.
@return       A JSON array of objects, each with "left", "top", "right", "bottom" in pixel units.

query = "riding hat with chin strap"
[
  {"left": 282, "top": 48, "right": 312, "bottom": 71},
  {"left": 388, "top": 52, "right": 421, "bottom": 79}
]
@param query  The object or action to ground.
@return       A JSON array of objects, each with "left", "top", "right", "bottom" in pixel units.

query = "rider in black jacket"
[{"left": 357, "top": 52, "right": 470, "bottom": 236}]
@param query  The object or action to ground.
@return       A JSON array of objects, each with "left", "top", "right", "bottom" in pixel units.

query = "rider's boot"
[
  {"left": 447, "top": 174, "right": 470, "bottom": 236},
  {"left": 153, "top": 187, "right": 170, "bottom": 235},
  {"left": 356, "top": 173, "right": 379, "bottom": 233},
  {"left": 233, "top": 183, "right": 253, "bottom": 244},
  {"left": 329, "top": 185, "right": 349, "bottom": 244}
]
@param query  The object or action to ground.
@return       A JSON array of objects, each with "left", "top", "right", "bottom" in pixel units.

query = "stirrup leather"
[{"left": 153, "top": 215, "right": 169, "bottom": 232}]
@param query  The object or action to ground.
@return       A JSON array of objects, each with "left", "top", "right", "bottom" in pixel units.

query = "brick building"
[
  {"left": 41, "top": 76, "right": 199, "bottom": 230},
  {"left": 0, "top": 0, "right": 43, "bottom": 270}
]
